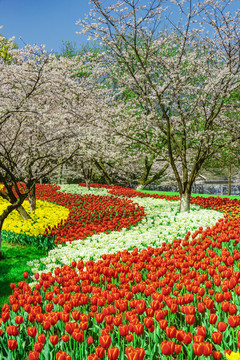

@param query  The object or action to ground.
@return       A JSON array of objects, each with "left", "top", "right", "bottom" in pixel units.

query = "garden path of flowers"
[{"left": 1, "top": 183, "right": 240, "bottom": 360}]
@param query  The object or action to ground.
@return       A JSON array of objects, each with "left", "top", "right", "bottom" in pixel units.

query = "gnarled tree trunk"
[
  {"left": 26, "top": 181, "right": 36, "bottom": 212},
  {"left": 81, "top": 160, "right": 93, "bottom": 191},
  {"left": 17, "top": 205, "right": 32, "bottom": 220},
  {"left": 228, "top": 164, "right": 231, "bottom": 196},
  {"left": 57, "top": 159, "right": 63, "bottom": 185},
  {"left": 179, "top": 192, "right": 191, "bottom": 213},
  {"left": 136, "top": 161, "right": 168, "bottom": 191},
  {"left": 94, "top": 159, "right": 113, "bottom": 185}
]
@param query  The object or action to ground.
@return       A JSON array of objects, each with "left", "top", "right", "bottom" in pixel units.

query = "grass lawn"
[{"left": 0, "top": 241, "right": 47, "bottom": 309}]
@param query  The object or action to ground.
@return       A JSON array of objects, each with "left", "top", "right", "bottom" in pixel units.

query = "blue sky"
[
  {"left": 0, "top": 0, "right": 239, "bottom": 54},
  {"left": 0, "top": 0, "right": 91, "bottom": 53}
]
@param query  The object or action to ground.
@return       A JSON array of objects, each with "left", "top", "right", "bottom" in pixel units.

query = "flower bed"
[
  {"left": 0, "top": 187, "right": 69, "bottom": 250},
  {"left": 1, "top": 184, "right": 240, "bottom": 360},
  {"left": 31, "top": 184, "right": 222, "bottom": 277}
]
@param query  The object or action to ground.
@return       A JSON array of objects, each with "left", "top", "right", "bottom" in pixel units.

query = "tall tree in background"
[{"left": 77, "top": 0, "right": 240, "bottom": 212}]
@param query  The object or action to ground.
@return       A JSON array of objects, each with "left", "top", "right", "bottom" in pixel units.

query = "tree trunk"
[
  {"left": 94, "top": 160, "right": 113, "bottom": 185},
  {"left": 136, "top": 156, "right": 153, "bottom": 190},
  {"left": 179, "top": 192, "right": 191, "bottom": 213},
  {"left": 27, "top": 182, "right": 36, "bottom": 212},
  {"left": 228, "top": 164, "right": 231, "bottom": 196},
  {"left": 17, "top": 205, "right": 31, "bottom": 220},
  {"left": 82, "top": 160, "right": 93, "bottom": 191},
  {"left": 58, "top": 159, "right": 63, "bottom": 184},
  {"left": 28, "top": 190, "right": 36, "bottom": 212},
  {"left": 85, "top": 178, "right": 91, "bottom": 191},
  {"left": 136, "top": 163, "right": 168, "bottom": 191}
]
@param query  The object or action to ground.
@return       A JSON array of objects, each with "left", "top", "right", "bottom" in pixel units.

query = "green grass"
[
  {"left": 0, "top": 240, "right": 48, "bottom": 309},
  {"left": 139, "top": 190, "right": 240, "bottom": 200}
]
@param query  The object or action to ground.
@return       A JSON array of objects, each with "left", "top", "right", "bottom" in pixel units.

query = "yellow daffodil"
[
  {"left": 0, "top": 198, "right": 69, "bottom": 236},
  {"left": 226, "top": 352, "right": 240, "bottom": 360}
]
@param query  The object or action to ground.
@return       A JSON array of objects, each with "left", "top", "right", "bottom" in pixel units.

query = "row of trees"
[{"left": 0, "top": 0, "right": 239, "bottom": 257}]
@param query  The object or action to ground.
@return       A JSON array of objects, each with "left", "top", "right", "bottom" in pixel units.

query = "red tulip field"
[{"left": 1, "top": 183, "right": 240, "bottom": 360}]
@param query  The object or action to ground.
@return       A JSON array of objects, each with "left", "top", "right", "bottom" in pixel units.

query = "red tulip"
[
  {"left": 194, "top": 335, "right": 204, "bottom": 343},
  {"left": 159, "top": 319, "right": 168, "bottom": 330},
  {"left": 105, "top": 315, "right": 114, "bottom": 325},
  {"left": 229, "top": 304, "right": 237, "bottom": 315},
  {"left": 80, "top": 321, "right": 88, "bottom": 330},
  {"left": 166, "top": 326, "right": 176, "bottom": 339},
  {"left": 61, "top": 335, "right": 69, "bottom": 343},
  {"left": 37, "top": 334, "right": 46, "bottom": 344},
  {"left": 119, "top": 324, "right": 129, "bottom": 337},
  {"left": 72, "top": 310, "right": 81, "bottom": 321},
  {"left": 221, "top": 301, "right": 230, "bottom": 312},
  {"left": 88, "top": 355, "right": 99, "bottom": 360},
  {"left": 192, "top": 342, "right": 204, "bottom": 356},
  {"left": 95, "top": 313, "right": 105, "bottom": 324},
  {"left": 126, "top": 334, "right": 134, "bottom": 342},
  {"left": 56, "top": 351, "right": 68, "bottom": 360},
  {"left": 217, "top": 322, "right": 227, "bottom": 332},
  {"left": 215, "top": 292, "right": 224, "bottom": 303},
  {"left": 29, "top": 351, "right": 39, "bottom": 360},
  {"left": 43, "top": 320, "right": 51, "bottom": 330},
  {"left": 228, "top": 315, "right": 239, "bottom": 328},
  {"left": 108, "top": 347, "right": 120, "bottom": 360},
  {"left": 203, "top": 342, "right": 212, "bottom": 356},
  {"left": 176, "top": 330, "right": 185, "bottom": 342},
  {"left": 134, "top": 323, "right": 144, "bottom": 336},
  {"left": 136, "top": 348, "right": 145, "bottom": 360},
  {"left": 161, "top": 341, "right": 172, "bottom": 355},
  {"left": 186, "top": 315, "right": 195, "bottom": 325},
  {"left": 34, "top": 342, "right": 43, "bottom": 352},
  {"left": 61, "top": 312, "right": 70, "bottom": 322},
  {"left": 196, "top": 326, "right": 206, "bottom": 338},
  {"left": 126, "top": 350, "right": 139, "bottom": 360},
  {"left": 87, "top": 336, "right": 94, "bottom": 345},
  {"left": 175, "top": 344, "right": 182, "bottom": 354},
  {"left": 72, "top": 330, "right": 84, "bottom": 342},
  {"left": 27, "top": 326, "right": 37, "bottom": 338},
  {"left": 182, "top": 332, "right": 193, "bottom": 345},
  {"left": 7, "top": 339, "right": 18, "bottom": 350},
  {"left": 99, "top": 335, "right": 111, "bottom": 349},
  {"left": 50, "top": 335, "right": 59, "bottom": 345},
  {"left": 212, "top": 350, "right": 221, "bottom": 360},
  {"left": 209, "top": 314, "right": 218, "bottom": 324},
  {"left": 144, "top": 317, "right": 153, "bottom": 329},
  {"left": 237, "top": 330, "right": 240, "bottom": 341},
  {"left": 23, "top": 272, "right": 29, "bottom": 279},
  {"left": 212, "top": 332, "right": 222, "bottom": 344},
  {"left": 154, "top": 310, "right": 165, "bottom": 321},
  {"left": 95, "top": 346, "right": 105, "bottom": 358},
  {"left": 197, "top": 302, "right": 205, "bottom": 313},
  {"left": 150, "top": 300, "right": 160, "bottom": 311},
  {"left": 15, "top": 315, "right": 23, "bottom": 325}
]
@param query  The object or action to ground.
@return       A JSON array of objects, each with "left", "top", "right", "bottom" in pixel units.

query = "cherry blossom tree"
[
  {"left": 77, "top": 0, "right": 240, "bottom": 212},
  {"left": 0, "top": 43, "right": 88, "bottom": 258}
]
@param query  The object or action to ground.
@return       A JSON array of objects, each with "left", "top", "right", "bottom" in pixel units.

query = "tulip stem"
[{"left": 232, "top": 328, "right": 235, "bottom": 352}]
